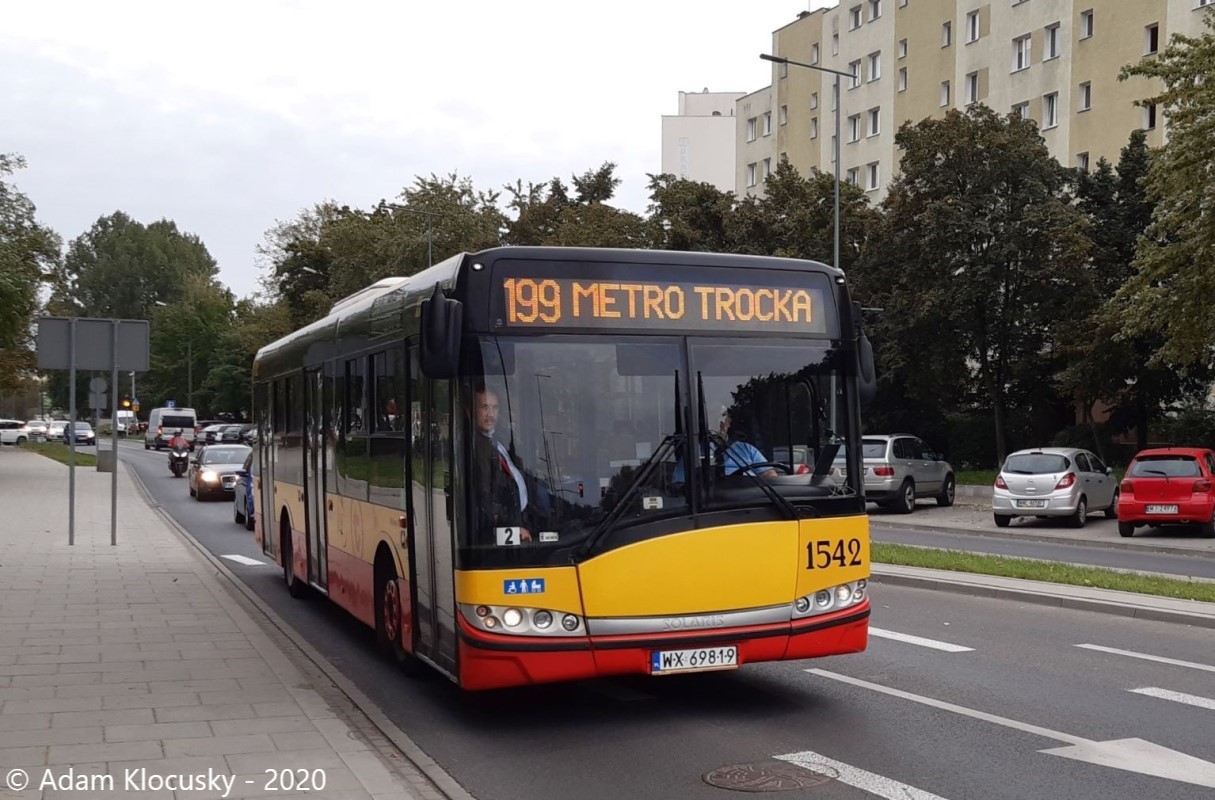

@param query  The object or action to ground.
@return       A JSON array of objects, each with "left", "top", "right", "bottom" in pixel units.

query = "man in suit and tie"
[{"left": 472, "top": 384, "right": 534, "bottom": 544}]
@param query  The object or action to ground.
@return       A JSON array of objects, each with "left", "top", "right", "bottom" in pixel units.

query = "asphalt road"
[{"left": 113, "top": 440, "right": 1215, "bottom": 800}]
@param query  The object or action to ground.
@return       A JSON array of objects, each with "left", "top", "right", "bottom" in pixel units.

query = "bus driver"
[{"left": 471, "top": 384, "right": 535, "bottom": 544}]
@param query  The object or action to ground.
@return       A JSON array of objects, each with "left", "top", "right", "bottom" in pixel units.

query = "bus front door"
[{"left": 304, "top": 368, "right": 329, "bottom": 590}]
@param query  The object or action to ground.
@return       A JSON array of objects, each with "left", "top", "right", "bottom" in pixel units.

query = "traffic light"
[{"left": 122, "top": 398, "right": 131, "bottom": 408}]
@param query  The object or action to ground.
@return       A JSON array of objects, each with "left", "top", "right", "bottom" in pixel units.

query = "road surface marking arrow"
[
  {"left": 221, "top": 555, "right": 266, "bottom": 566},
  {"left": 776, "top": 749, "right": 951, "bottom": 799},
  {"left": 1076, "top": 643, "right": 1215, "bottom": 673},
  {"left": 808, "top": 668, "right": 1215, "bottom": 789},
  {"left": 1130, "top": 686, "right": 1215, "bottom": 712},
  {"left": 869, "top": 627, "right": 974, "bottom": 652}
]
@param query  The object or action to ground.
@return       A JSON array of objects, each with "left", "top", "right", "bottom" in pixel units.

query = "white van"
[{"left": 145, "top": 407, "right": 198, "bottom": 450}]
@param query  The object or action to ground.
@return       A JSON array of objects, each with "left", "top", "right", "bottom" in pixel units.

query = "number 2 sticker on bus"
[{"left": 496, "top": 527, "right": 521, "bottom": 546}]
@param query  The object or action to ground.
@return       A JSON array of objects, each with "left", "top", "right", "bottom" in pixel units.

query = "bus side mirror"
[
  {"left": 858, "top": 330, "right": 877, "bottom": 409},
  {"left": 420, "top": 284, "right": 462, "bottom": 379}
]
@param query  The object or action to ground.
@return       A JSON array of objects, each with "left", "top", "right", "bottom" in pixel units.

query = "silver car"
[
  {"left": 836, "top": 434, "right": 955, "bottom": 513},
  {"left": 992, "top": 447, "right": 1118, "bottom": 528}
]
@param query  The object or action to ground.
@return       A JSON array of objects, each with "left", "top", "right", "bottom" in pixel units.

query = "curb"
[
  {"left": 873, "top": 515, "right": 1215, "bottom": 560},
  {"left": 870, "top": 567, "right": 1215, "bottom": 630},
  {"left": 125, "top": 462, "right": 474, "bottom": 800}
]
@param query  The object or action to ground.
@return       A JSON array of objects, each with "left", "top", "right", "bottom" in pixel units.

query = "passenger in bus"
[
  {"left": 671, "top": 407, "right": 778, "bottom": 489},
  {"left": 471, "top": 384, "right": 537, "bottom": 543}
]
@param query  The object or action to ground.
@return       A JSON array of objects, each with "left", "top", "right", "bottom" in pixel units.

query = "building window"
[
  {"left": 1145, "top": 23, "right": 1159, "bottom": 55},
  {"left": 848, "top": 114, "right": 862, "bottom": 142},
  {"left": 1013, "top": 35, "right": 1032, "bottom": 71},
  {"left": 1078, "top": 82, "right": 1091, "bottom": 111},
  {"left": 942, "top": 21, "right": 952, "bottom": 47},
  {"left": 898, "top": 38, "right": 908, "bottom": 58},
  {"left": 811, "top": 117, "right": 819, "bottom": 139},
  {"left": 747, "top": 117, "right": 757, "bottom": 141},
  {"left": 846, "top": 167, "right": 861, "bottom": 185},
  {"left": 967, "top": 11, "right": 980, "bottom": 43},
  {"left": 833, "top": 32, "right": 840, "bottom": 55},
  {"left": 747, "top": 163, "right": 758, "bottom": 187},
  {"left": 1044, "top": 92, "right": 1058, "bottom": 128},
  {"left": 762, "top": 158, "right": 772, "bottom": 180},
  {"left": 832, "top": 83, "right": 838, "bottom": 110},
  {"left": 850, "top": 5, "right": 863, "bottom": 29},
  {"left": 1045, "top": 23, "right": 1061, "bottom": 59},
  {"left": 1077, "top": 152, "right": 1090, "bottom": 171},
  {"left": 868, "top": 51, "right": 881, "bottom": 81},
  {"left": 850, "top": 60, "right": 862, "bottom": 88},
  {"left": 866, "top": 162, "right": 880, "bottom": 191},
  {"left": 868, "top": 107, "right": 880, "bottom": 136},
  {"left": 1080, "top": 9, "right": 1094, "bottom": 39},
  {"left": 779, "top": 61, "right": 789, "bottom": 79},
  {"left": 898, "top": 67, "right": 908, "bottom": 91},
  {"left": 831, "top": 135, "right": 837, "bottom": 161},
  {"left": 811, "top": 43, "right": 820, "bottom": 65},
  {"left": 899, "top": 0, "right": 908, "bottom": 6},
  {"left": 965, "top": 72, "right": 979, "bottom": 104},
  {"left": 763, "top": 111, "right": 772, "bottom": 136},
  {"left": 1144, "top": 102, "right": 1158, "bottom": 129},
  {"left": 1012, "top": 101, "right": 1029, "bottom": 119},
  {"left": 941, "top": 80, "right": 951, "bottom": 106},
  {"left": 779, "top": 105, "right": 788, "bottom": 125},
  {"left": 869, "top": 0, "right": 882, "bottom": 21},
  {"left": 811, "top": 92, "right": 819, "bottom": 110}
]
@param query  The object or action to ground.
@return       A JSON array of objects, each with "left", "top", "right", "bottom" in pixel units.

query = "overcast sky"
[{"left": 3, "top": 1, "right": 833, "bottom": 299}]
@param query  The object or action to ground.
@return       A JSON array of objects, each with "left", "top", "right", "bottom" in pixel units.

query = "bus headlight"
[
  {"left": 793, "top": 581, "right": 870, "bottom": 619},
  {"left": 459, "top": 604, "right": 585, "bottom": 637}
]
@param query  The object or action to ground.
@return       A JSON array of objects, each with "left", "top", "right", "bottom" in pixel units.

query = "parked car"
[
  {"left": 233, "top": 451, "right": 255, "bottom": 531},
  {"left": 0, "top": 419, "right": 30, "bottom": 446},
  {"left": 1116, "top": 447, "right": 1215, "bottom": 539},
  {"left": 219, "top": 424, "right": 246, "bottom": 444},
  {"left": 198, "top": 424, "right": 228, "bottom": 446},
  {"left": 847, "top": 434, "right": 955, "bottom": 513},
  {"left": 24, "top": 420, "right": 48, "bottom": 441},
  {"left": 992, "top": 447, "right": 1117, "bottom": 529},
  {"left": 188, "top": 444, "right": 252, "bottom": 501},
  {"left": 47, "top": 420, "right": 68, "bottom": 441}
]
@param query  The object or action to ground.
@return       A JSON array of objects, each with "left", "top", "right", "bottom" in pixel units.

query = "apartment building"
[
  {"left": 736, "top": 0, "right": 1215, "bottom": 201},
  {"left": 661, "top": 90, "right": 747, "bottom": 193}
]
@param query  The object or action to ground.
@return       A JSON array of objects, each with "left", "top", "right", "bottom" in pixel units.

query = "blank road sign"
[{"left": 36, "top": 317, "right": 150, "bottom": 372}]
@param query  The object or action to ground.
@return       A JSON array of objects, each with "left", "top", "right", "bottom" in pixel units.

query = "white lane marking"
[
  {"left": 808, "top": 668, "right": 1215, "bottom": 788},
  {"left": 869, "top": 627, "right": 974, "bottom": 652},
  {"left": 776, "top": 749, "right": 951, "bottom": 800},
  {"left": 221, "top": 555, "right": 266, "bottom": 566},
  {"left": 1076, "top": 644, "right": 1215, "bottom": 674},
  {"left": 1130, "top": 687, "right": 1215, "bottom": 712}
]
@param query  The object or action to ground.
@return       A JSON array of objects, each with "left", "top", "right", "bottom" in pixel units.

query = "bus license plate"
[
  {"left": 1146, "top": 504, "right": 1179, "bottom": 514},
  {"left": 651, "top": 646, "right": 738, "bottom": 675}
]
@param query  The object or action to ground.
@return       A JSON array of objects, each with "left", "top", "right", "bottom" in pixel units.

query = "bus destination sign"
[{"left": 499, "top": 277, "right": 830, "bottom": 334}]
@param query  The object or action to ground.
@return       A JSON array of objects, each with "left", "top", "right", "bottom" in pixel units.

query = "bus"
[{"left": 252, "top": 246, "right": 877, "bottom": 690}]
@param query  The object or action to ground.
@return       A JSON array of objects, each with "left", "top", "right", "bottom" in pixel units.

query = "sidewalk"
[{"left": 0, "top": 448, "right": 440, "bottom": 800}]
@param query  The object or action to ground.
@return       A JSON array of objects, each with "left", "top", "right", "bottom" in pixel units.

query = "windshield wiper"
[
  {"left": 578, "top": 432, "right": 685, "bottom": 558},
  {"left": 709, "top": 431, "right": 804, "bottom": 519}
]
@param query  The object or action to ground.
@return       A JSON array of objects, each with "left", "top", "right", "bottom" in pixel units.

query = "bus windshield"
[{"left": 463, "top": 335, "right": 857, "bottom": 567}]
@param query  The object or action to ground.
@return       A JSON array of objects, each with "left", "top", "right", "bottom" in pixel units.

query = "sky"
[{"left": 2, "top": 1, "right": 836, "bottom": 300}]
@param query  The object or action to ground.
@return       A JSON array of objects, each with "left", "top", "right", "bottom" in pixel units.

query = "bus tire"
[
  {"left": 281, "top": 513, "right": 306, "bottom": 599},
  {"left": 375, "top": 551, "right": 427, "bottom": 678}
]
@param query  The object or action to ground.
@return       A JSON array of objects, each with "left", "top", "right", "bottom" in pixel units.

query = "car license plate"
[
  {"left": 1016, "top": 499, "right": 1047, "bottom": 508},
  {"left": 651, "top": 646, "right": 738, "bottom": 675},
  {"left": 1146, "top": 504, "right": 1179, "bottom": 514}
]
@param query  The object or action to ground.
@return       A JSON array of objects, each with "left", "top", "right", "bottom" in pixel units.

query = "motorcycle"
[{"left": 168, "top": 448, "right": 189, "bottom": 478}]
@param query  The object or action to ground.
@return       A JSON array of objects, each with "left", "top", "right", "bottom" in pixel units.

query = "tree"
[
  {"left": 645, "top": 174, "right": 736, "bottom": 252},
  {"left": 54, "top": 212, "right": 217, "bottom": 319},
  {"left": 504, "top": 163, "right": 647, "bottom": 248},
  {"left": 0, "top": 154, "right": 60, "bottom": 391},
  {"left": 143, "top": 274, "right": 236, "bottom": 417},
  {"left": 859, "top": 106, "right": 1091, "bottom": 464},
  {"left": 1117, "top": 13, "right": 1215, "bottom": 365}
]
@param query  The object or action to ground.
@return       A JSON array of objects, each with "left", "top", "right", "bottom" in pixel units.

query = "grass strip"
[
  {"left": 23, "top": 441, "right": 98, "bottom": 467},
  {"left": 872, "top": 542, "right": 1215, "bottom": 604}
]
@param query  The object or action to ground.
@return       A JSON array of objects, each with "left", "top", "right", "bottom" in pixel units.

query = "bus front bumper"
[{"left": 455, "top": 602, "right": 870, "bottom": 691}]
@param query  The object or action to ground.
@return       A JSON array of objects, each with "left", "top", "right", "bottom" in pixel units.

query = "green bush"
[
  {"left": 1153, "top": 408, "right": 1215, "bottom": 450},
  {"left": 1050, "top": 423, "right": 1132, "bottom": 466}
]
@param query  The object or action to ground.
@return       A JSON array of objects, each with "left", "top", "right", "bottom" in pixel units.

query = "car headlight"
[
  {"left": 200, "top": 470, "right": 218, "bottom": 482},
  {"left": 460, "top": 604, "right": 584, "bottom": 637},
  {"left": 793, "top": 580, "right": 868, "bottom": 619}
]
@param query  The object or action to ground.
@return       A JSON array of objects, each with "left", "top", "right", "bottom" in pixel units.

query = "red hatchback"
[{"left": 1117, "top": 448, "right": 1215, "bottom": 538}]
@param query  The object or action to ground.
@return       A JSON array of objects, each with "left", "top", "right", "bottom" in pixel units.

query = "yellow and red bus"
[{"left": 252, "top": 246, "right": 876, "bottom": 690}]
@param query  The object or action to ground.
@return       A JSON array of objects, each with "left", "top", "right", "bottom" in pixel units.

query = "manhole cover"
[{"left": 704, "top": 761, "right": 836, "bottom": 792}]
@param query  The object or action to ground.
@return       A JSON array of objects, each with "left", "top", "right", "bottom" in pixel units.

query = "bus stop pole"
[
  {"left": 68, "top": 318, "right": 77, "bottom": 546},
  {"left": 111, "top": 320, "right": 119, "bottom": 545}
]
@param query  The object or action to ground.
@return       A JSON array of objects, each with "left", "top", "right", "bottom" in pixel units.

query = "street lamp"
[
  {"left": 384, "top": 203, "right": 442, "bottom": 267},
  {"left": 759, "top": 53, "right": 855, "bottom": 272}
]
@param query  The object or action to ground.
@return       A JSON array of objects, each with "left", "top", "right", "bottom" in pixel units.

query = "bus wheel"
[
  {"left": 375, "top": 556, "right": 427, "bottom": 678},
  {"left": 281, "top": 515, "right": 306, "bottom": 599}
]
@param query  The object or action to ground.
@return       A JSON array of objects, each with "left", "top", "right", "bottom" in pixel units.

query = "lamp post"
[
  {"left": 384, "top": 203, "right": 441, "bottom": 267},
  {"left": 759, "top": 53, "right": 854, "bottom": 272}
]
